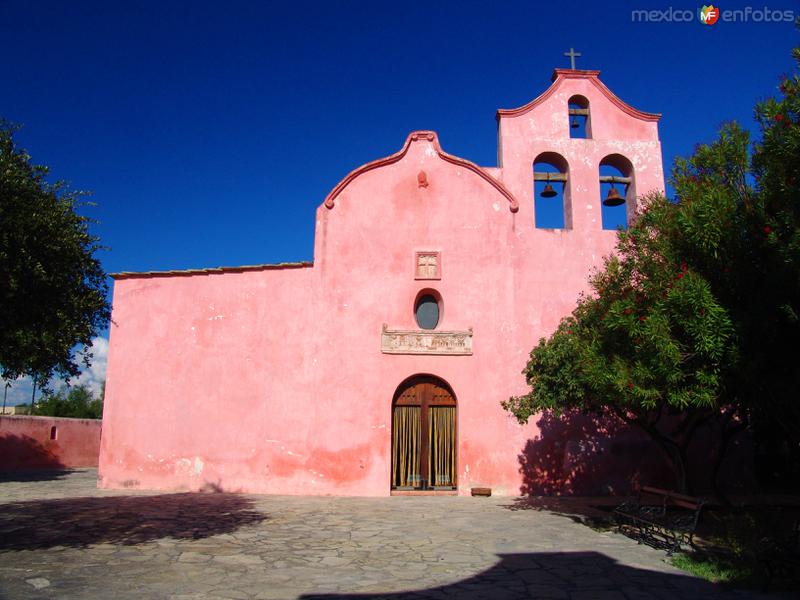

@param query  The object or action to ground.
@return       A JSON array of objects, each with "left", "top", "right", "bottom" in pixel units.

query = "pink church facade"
[{"left": 99, "top": 69, "right": 665, "bottom": 496}]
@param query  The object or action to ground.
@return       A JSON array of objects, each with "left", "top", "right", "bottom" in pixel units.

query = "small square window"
[{"left": 414, "top": 252, "right": 441, "bottom": 280}]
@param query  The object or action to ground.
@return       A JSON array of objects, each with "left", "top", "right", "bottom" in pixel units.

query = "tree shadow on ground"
[
  {"left": 0, "top": 468, "right": 75, "bottom": 483},
  {"left": 300, "top": 551, "right": 752, "bottom": 599},
  {"left": 501, "top": 495, "right": 620, "bottom": 530},
  {"left": 0, "top": 493, "right": 266, "bottom": 551}
]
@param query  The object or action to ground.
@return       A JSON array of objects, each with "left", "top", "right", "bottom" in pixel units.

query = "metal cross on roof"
[{"left": 564, "top": 47, "right": 582, "bottom": 70}]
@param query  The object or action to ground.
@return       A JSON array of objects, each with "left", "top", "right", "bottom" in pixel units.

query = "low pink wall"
[{"left": 0, "top": 416, "right": 102, "bottom": 470}]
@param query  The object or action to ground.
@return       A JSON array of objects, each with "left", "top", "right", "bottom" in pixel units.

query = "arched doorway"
[{"left": 391, "top": 375, "right": 457, "bottom": 491}]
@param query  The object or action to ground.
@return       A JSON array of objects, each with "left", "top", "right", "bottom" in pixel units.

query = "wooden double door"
[{"left": 391, "top": 376, "right": 457, "bottom": 490}]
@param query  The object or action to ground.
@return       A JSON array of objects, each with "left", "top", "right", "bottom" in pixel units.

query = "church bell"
[
  {"left": 540, "top": 183, "right": 557, "bottom": 198},
  {"left": 603, "top": 185, "right": 625, "bottom": 206}
]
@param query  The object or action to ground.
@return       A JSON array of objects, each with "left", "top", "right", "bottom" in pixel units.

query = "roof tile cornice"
[{"left": 112, "top": 261, "right": 313, "bottom": 280}]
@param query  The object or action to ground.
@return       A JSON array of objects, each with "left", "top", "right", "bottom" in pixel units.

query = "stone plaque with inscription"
[{"left": 381, "top": 324, "right": 472, "bottom": 355}]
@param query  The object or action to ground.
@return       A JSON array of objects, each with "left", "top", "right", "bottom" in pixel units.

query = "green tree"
[
  {"left": 744, "top": 49, "right": 800, "bottom": 482},
  {"left": 33, "top": 384, "right": 103, "bottom": 419},
  {"left": 505, "top": 46, "right": 800, "bottom": 494},
  {"left": 0, "top": 122, "right": 110, "bottom": 388},
  {"left": 504, "top": 190, "right": 738, "bottom": 493}
]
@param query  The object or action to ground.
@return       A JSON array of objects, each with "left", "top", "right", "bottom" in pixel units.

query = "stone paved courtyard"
[{"left": 0, "top": 470, "right": 786, "bottom": 599}]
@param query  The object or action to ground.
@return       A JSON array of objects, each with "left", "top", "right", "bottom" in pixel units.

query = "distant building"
[
  {"left": 1, "top": 405, "right": 30, "bottom": 416},
  {"left": 100, "top": 66, "right": 665, "bottom": 496}
]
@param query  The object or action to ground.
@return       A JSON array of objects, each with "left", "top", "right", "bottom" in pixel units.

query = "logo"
[
  {"left": 699, "top": 5, "right": 720, "bottom": 24},
  {"left": 632, "top": 5, "right": 794, "bottom": 23}
]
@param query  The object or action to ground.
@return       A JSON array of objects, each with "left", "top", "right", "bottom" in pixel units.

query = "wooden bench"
[{"left": 614, "top": 486, "right": 706, "bottom": 556}]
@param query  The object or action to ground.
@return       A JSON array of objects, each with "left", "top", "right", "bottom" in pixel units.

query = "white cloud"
[
  {"left": 66, "top": 337, "right": 109, "bottom": 398},
  {"left": 1, "top": 375, "right": 32, "bottom": 407},
  {"left": 1, "top": 336, "right": 109, "bottom": 405}
]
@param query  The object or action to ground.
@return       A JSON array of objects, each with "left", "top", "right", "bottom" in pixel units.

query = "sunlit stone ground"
[{"left": 0, "top": 469, "right": 780, "bottom": 599}]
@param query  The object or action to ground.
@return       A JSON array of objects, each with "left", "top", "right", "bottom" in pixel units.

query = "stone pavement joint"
[{"left": 0, "top": 469, "right": 787, "bottom": 599}]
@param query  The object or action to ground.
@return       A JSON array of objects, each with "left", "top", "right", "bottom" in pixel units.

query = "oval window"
[{"left": 415, "top": 294, "right": 440, "bottom": 330}]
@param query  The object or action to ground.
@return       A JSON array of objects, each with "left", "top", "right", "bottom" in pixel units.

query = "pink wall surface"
[
  {"left": 0, "top": 416, "right": 102, "bottom": 470},
  {"left": 99, "top": 69, "right": 667, "bottom": 496}
]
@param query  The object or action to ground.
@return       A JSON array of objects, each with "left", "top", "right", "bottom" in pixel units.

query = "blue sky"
[{"left": 1, "top": 1, "right": 797, "bottom": 403}]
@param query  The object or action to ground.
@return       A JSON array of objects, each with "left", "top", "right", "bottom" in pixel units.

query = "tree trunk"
[
  {"left": 629, "top": 415, "right": 690, "bottom": 493},
  {"left": 658, "top": 438, "right": 690, "bottom": 494},
  {"left": 711, "top": 415, "right": 749, "bottom": 506},
  {"left": 30, "top": 375, "right": 37, "bottom": 414},
  {"left": 678, "top": 444, "right": 691, "bottom": 495},
  {"left": 610, "top": 407, "right": 701, "bottom": 494}
]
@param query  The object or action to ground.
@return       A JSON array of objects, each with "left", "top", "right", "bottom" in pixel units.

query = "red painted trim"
[
  {"left": 323, "top": 131, "right": 519, "bottom": 213},
  {"left": 496, "top": 78, "right": 562, "bottom": 119},
  {"left": 496, "top": 69, "right": 661, "bottom": 122},
  {"left": 590, "top": 76, "right": 661, "bottom": 122}
]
